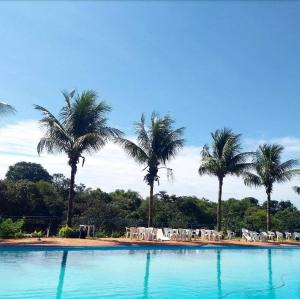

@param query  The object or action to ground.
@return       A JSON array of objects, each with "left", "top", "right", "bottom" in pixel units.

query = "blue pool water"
[{"left": 1, "top": 246, "right": 300, "bottom": 298}]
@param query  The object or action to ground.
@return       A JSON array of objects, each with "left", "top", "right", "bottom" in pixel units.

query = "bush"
[
  {"left": 14, "top": 231, "right": 25, "bottom": 239},
  {"left": 95, "top": 231, "right": 108, "bottom": 238},
  {"left": 58, "top": 226, "right": 78, "bottom": 238},
  {"left": 32, "top": 230, "right": 43, "bottom": 238},
  {"left": 0, "top": 219, "right": 24, "bottom": 238},
  {"left": 111, "top": 231, "right": 122, "bottom": 238}
]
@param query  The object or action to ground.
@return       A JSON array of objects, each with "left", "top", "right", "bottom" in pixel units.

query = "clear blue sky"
[{"left": 1, "top": 1, "right": 300, "bottom": 146}]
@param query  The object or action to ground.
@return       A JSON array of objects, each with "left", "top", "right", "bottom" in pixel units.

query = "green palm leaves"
[
  {"left": 199, "top": 128, "right": 254, "bottom": 231},
  {"left": 35, "top": 90, "right": 122, "bottom": 226},
  {"left": 117, "top": 113, "right": 185, "bottom": 226},
  {"left": 244, "top": 144, "right": 299, "bottom": 231}
]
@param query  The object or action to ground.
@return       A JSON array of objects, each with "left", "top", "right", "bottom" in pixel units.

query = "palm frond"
[
  {"left": 60, "top": 90, "right": 75, "bottom": 122},
  {"left": 244, "top": 172, "right": 262, "bottom": 187},
  {"left": 293, "top": 186, "right": 300, "bottom": 195},
  {"left": 135, "top": 114, "right": 150, "bottom": 152},
  {"left": 117, "top": 137, "right": 149, "bottom": 164}
]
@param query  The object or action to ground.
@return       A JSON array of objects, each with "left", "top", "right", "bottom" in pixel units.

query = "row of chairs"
[
  {"left": 125, "top": 227, "right": 224, "bottom": 241},
  {"left": 242, "top": 228, "right": 300, "bottom": 242}
]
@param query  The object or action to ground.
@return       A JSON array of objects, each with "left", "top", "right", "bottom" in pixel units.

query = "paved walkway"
[{"left": 0, "top": 237, "right": 299, "bottom": 247}]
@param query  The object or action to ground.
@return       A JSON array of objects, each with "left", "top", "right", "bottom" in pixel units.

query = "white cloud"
[{"left": 1, "top": 120, "right": 300, "bottom": 207}]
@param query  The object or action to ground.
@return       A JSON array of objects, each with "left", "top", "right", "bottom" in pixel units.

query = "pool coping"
[
  {"left": 1, "top": 244, "right": 300, "bottom": 251},
  {"left": 1, "top": 237, "right": 300, "bottom": 250}
]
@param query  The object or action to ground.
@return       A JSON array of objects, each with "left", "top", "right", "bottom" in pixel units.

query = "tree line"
[
  {"left": 0, "top": 161, "right": 299, "bottom": 235},
  {"left": 1, "top": 91, "right": 300, "bottom": 233}
]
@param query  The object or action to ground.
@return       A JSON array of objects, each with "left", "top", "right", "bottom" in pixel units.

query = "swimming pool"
[{"left": 1, "top": 245, "right": 300, "bottom": 298}]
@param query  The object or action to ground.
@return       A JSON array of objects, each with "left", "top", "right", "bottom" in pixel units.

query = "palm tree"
[
  {"left": 0, "top": 101, "right": 16, "bottom": 116},
  {"left": 35, "top": 90, "right": 122, "bottom": 226},
  {"left": 198, "top": 128, "right": 253, "bottom": 231},
  {"left": 244, "top": 144, "right": 298, "bottom": 231},
  {"left": 117, "top": 113, "right": 185, "bottom": 227}
]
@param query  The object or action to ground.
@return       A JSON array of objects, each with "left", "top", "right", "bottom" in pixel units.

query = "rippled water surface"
[{"left": 1, "top": 246, "right": 300, "bottom": 298}]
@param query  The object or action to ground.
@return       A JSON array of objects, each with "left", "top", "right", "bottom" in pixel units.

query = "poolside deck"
[{"left": 0, "top": 237, "right": 299, "bottom": 247}]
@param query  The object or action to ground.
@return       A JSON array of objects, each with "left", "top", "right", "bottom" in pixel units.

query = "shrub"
[
  {"left": 32, "top": 230, "right": 43, "bottom": 238},
  {"left": 58, "top": 226, "right": 78, "bottom": 238},
  {"left": 14, "top": 231, "right": 25, "bottom": 239},
  {"left": 95, "top": 231, "right": 108, "bottom": 238},
  {"left": 111, "top": 231, "right": 122, "bottom": 238},
  {"left": 0, "top": 219, "right": 24, "bottom": 238}
]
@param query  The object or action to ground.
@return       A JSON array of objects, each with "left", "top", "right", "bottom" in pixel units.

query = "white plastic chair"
[
  {"left": 227, "top": 230, "right": 235, "bottom": 240},
  {"left": 157, "top": 228, "right": 170, "bottom": 241},
  {"left": 242, "top": 228, "right": 252, "bottom": 241},
  {"left": 200, "top": 229, "right": 208, "bottom": 240},
  {"left": 250, "top": 231, "right": 259, "bottom": 241},
  {"left": 276, "top": 231, "right": 283, "bottom": 241},
  {"left": 125, "top": 227, "right": 130, "bottom": 238},
  {"left": 137, "top": 227, "right": 146, "bottom": 240},
  {"left": 260, "top": 232, "right": 268, "bottom": 241},
  {"left": 130, "top": 227, "right": 138, "bottom": 240},
  {"left": 285, "top": 232, "right": 292, "bottom": 240},
  {"left": 293, "top": 232, "right": 300, "bottom": 240},
  {"left": 268, "top": 231, "right": 275, "bottom": 241}
]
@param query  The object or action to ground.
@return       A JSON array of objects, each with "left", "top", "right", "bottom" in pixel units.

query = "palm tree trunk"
[
  {"left": 266, "top": 192, "right": 271, "bottom": 231},
  {"left": 67, "top": 165, "right": 76, "bottom": 227},
  {"left": 148, "top": 183, "right": 154, "bottom": 227},
  {"left": 217, "top": 177, "right": 223, "bottom": 232}
]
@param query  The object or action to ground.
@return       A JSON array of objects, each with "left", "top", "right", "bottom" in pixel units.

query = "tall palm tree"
[
  {"left": 117, "top": 113, "right": 185, "bottom": 227},
  {"left": 35, "top": 90, "right": 122, "bottom": 226},
  {"left": 198, "top": 128, "right": 253, "bottom": 231},
  {"left": 244, "top": 144, "right": 298, "bottom": 231},
  {"left": 0, "top": 101, "right": 16, "bottom": 116}
]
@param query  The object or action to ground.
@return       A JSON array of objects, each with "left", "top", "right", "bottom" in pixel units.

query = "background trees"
[
  {"left": 34, "top": 90, "right": 122, "bottom": 226},
  {"left": 6, "top": 162, "right": 52, "bottom": 182},
  {"left": 0, "top": 160, "right": 300, "bottom": 235}
]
